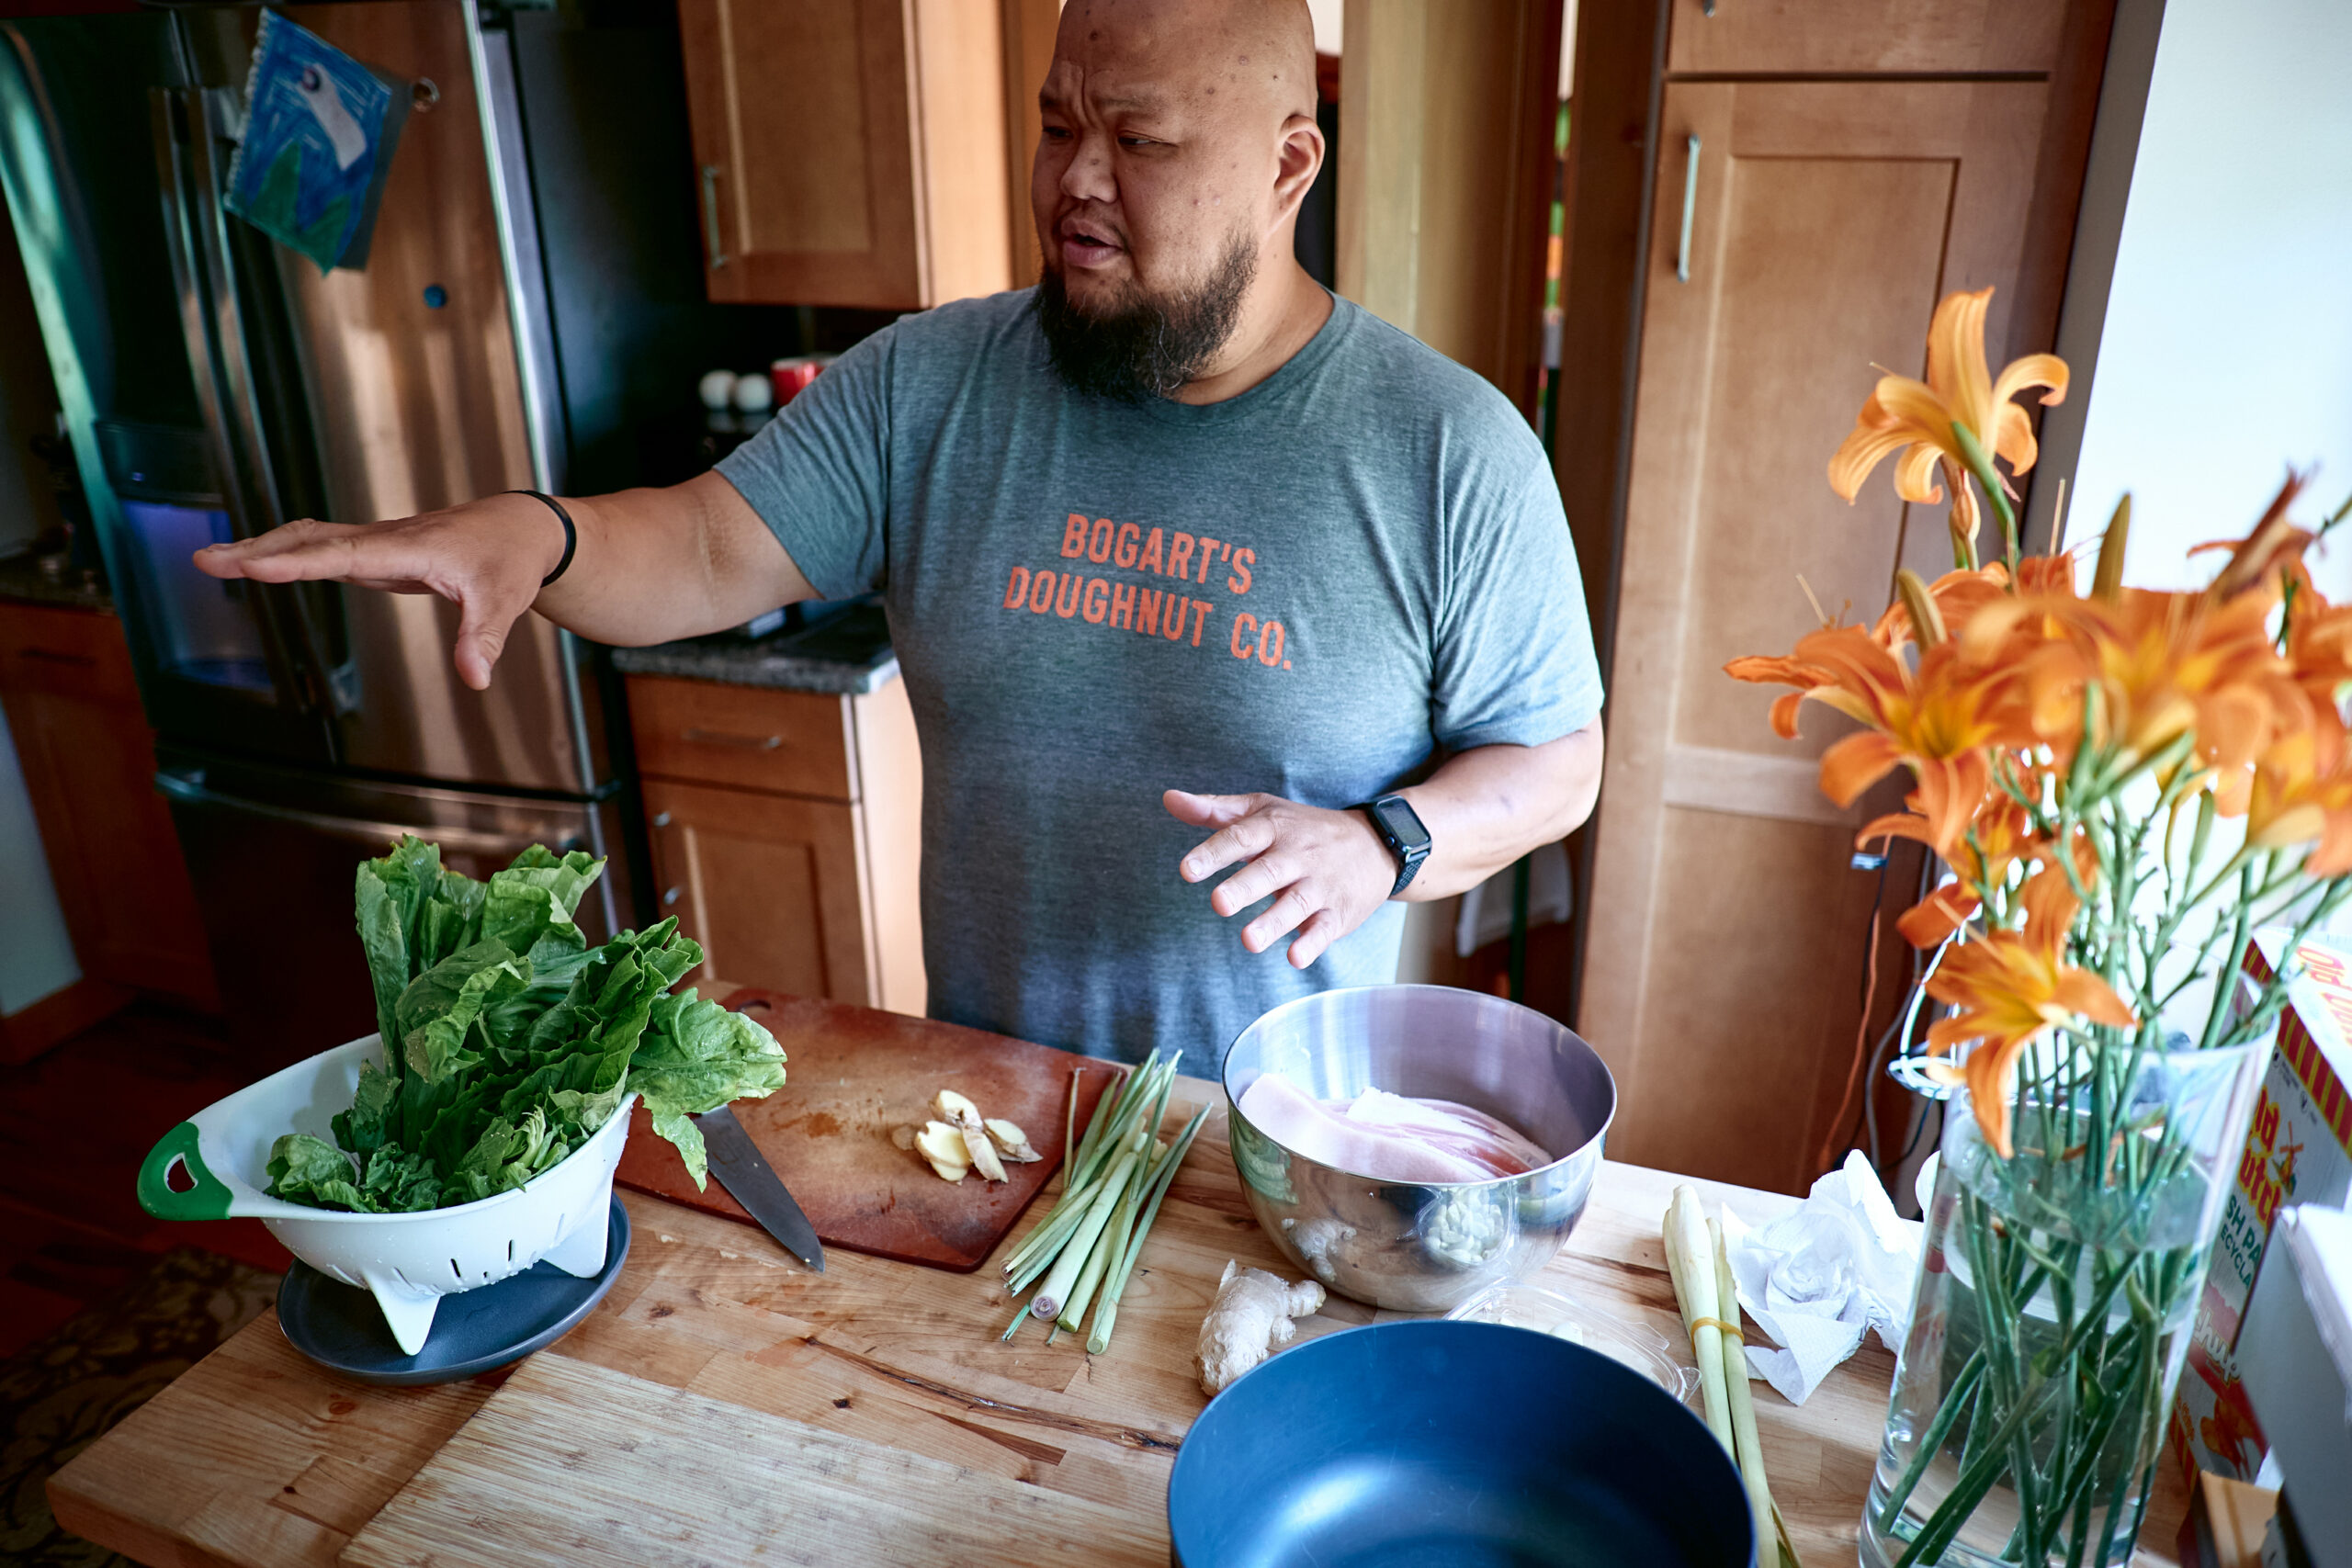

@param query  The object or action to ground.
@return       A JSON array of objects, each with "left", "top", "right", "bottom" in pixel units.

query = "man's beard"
[{"left": 1034, "top": 236, "right": 1257, "bottom": 402}]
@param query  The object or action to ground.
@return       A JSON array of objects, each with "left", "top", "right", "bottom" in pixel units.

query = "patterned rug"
[{"left": 1, "top": 1247, "right": 279, "bottom": 1567}]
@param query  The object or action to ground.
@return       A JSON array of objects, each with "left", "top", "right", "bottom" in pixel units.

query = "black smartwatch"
[{"left": 1356, "top": 794, "right": 1431, "bottom": 897}]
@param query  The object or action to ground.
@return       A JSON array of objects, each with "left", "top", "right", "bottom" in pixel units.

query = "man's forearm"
[
  {"left": 1389, "top": 721, "right": 1603, "bottom": 901},
  {"left": 535, "top": 471, "right": 815, "bottom": 647}
]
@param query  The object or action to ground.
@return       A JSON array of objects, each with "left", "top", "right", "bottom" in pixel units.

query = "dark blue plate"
[
  {"left": 277, "top": 1195, "right": 629, "bottom": 1386},
  {"left": 1169, "top": 1318, "right": 1754, "bottom": 1568}
]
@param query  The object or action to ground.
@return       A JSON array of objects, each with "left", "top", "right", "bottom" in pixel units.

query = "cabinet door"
[
  {"left": 678, "top": 0, "right": 1009, "bottom": 310},
  {"left": 644, "top": 777, "right": 876, "bottom": 1005},
  {"left": 1579, "top": 80, "right": 2053, "bottom": 1193},
  {"left": 1666, "top": 0, "right": 2066, "bottom": 74},
  {"left": 0, "top": 607, "right": 219, "bottom": 1007}
]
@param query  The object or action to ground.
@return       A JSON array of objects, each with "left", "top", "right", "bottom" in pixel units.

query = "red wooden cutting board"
[{"left": 613, "top": 987, "right": 1114, "bottom": 1270}]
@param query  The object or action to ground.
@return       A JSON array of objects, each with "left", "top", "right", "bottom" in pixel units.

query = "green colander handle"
[{"left": 138, "top": 1121, "right": 234, "bottom": 1221}]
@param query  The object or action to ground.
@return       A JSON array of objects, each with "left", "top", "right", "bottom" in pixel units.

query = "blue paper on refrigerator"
[{"left": 222, "top": 9, "right": 407, "bottom": 273}]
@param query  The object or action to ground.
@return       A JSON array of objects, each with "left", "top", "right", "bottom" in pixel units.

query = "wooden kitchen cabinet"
[
  {"left": 677, "top": 0, "right": 1014, "bottom": 310},
  {"left": 628, "top": 673, "right": 923, "bottom": 1015},
  {"left": 0, "top": 601, "right": 219, "bottom": 1056},
  {"left": 1567, "top": 2, "right": 2114, "bottom": 1194}
]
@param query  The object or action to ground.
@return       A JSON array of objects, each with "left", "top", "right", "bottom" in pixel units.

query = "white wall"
[
  {"left": 0, "top": 702, "right": 79, "bottom": 1015},
  {"left": 2064, "top": 0, "right": 2352, "bottom": 592}
]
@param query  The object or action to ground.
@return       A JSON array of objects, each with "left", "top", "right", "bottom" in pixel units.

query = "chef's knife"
[{"left": 693, "top": 1103, "right": 825, "bottom": 1271}]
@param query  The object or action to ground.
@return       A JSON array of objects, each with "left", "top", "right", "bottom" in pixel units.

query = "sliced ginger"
[{"left": 899, "top": 1089, "right": 1046, "bottom": 1184}]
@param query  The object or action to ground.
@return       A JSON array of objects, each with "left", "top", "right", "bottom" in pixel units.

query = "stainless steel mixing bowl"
[{"left": 1221, "top": 984, "right": 1617, "bottom": 1312}]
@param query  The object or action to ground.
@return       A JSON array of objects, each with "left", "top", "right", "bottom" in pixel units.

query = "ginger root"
[{"left": 1195, "top": 1259, "right": 1325, "bottom": 1396}]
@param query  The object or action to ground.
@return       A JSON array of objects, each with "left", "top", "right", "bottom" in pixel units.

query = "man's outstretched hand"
[
  {"left": 1165, "top": 789, "right": 1395, "bottom": 969},
  {"left": 191, "top": 495, "right": 571, "bottom": 692}
]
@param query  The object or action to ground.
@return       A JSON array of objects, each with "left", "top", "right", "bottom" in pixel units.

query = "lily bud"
[
  {"left": 2093, "top": 495, "right": 2131, "bottom": 602},
  {"left": 1894, "top": 569, "right": 1946, "bottom": 649}
]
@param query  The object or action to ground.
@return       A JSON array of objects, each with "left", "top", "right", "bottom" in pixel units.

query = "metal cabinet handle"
[
  {"left": 153, "top": 770, "right": 582, "bottom": 857},
  {"left": 17, "top": 647, "right": 97, "bottom": 667},
  {"left": 663, "top": 886, "right": 683, "bottom": 907},
  {"left": 1676, "top": 134, "right": 1702, "bottom": 284},
  {"left": 700, "top": 164, "right": 728, "bottom": 270},
  {"left": 651, "top": 811, "right": 673, "bottom": 828},
  {"left": 682, "top": 728, "right": 782, "bottom": 750}
]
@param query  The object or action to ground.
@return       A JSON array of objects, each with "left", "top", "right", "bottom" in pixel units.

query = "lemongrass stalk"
[
  {"left": 1088, "top": 1105, "right": 1209, "bottom": 1354},
  {"left": 1069, "top": 1054, "right": 1145, "bottom": 1183},
  {"left": 1665, "top": 1185, "right": 1736, "bottom": 1456},
  {"left": 999, "top": 1298, "right": 1031, "bottom": 1342},
  {"left": 1061, "top": 1066, "right": 1080, "bottom": 1175},
  {"left": 1068, "top": 1055, "right": 1161, "bottom": 1191},
  {"left": 1003, "top": 1168, "right": 1112, "bottom": 1279},
  {"left": 1030, "top": 1145, "right": 1140, "bottom": 1319},
  {"left": 1712, "top": 1214, "right": 1783, "bottom": 1568},
  {"left": 1057, "top": 1169, "right": 1140, "bottom": 1332},
  {"left": 1003, "top": 1062, "right": 1160, "bottom": 1277}
]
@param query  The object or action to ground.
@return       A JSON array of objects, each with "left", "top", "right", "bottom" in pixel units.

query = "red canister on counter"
[{"left": 769, "top": 355, "right": 833, "bottom": 408}]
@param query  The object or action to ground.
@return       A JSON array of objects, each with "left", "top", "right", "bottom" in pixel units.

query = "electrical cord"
[
  {"left": 1864, "top": 851, "right": 1943, "bottom": 1169},
  {"left": 1815, "top": 853, "right": 1891, "bottom": 1178}
]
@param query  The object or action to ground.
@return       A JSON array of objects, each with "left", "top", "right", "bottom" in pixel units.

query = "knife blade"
[{"left": 693, "top": 1103, "right": 825, "bottom": 1271}]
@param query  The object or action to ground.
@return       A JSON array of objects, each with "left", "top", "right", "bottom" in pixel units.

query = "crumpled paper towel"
[{"left": 1719, "top": 1150, "right": 1924, "bottom": 1405}]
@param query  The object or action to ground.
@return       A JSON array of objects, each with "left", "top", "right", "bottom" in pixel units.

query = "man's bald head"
[
  {"left": 1053, "top": 0, "right": 1317, "bottom": 131},
  {"left": 1031, "top": 0, "right": 1326, "bottom": 398}
]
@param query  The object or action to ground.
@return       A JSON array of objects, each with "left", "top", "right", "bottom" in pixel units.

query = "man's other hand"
[
  {"left": 193, "top": 495, "right": 567, "bottom": 692},
  {"left": 1165, "top": 789, "right": 1393, "bottom": 969}
]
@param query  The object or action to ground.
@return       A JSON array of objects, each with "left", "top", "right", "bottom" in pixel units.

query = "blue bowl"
[{"left": 1168, "top": 1319, "right": 1754, "bottom": 1568}]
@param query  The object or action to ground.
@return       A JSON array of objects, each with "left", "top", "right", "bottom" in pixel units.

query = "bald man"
[{"left": 194, "top": 0, "right": 1605, "bottom": 1075}]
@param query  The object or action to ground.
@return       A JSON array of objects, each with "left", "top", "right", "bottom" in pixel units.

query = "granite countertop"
[
  {"left": 0, "top": 550, "right": 111, "bottom": 612},
  {"left": 610, "top": 598, "right": 898, "bottom": 695}
]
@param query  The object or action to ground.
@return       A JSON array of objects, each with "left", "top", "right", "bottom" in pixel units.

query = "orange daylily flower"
[
  {"left": 1827, "top": 288, "right": 2069, "bottom": 525},
  {"left": 1925, "top": 869, "right": 2136, "bottom": 1158},
  {"left": 2203, "top": 472, "right": 2314, "bottom": 602},
  {"left": 2246, "top": 727, "right": 2352, "bottom": 875},
  {"left": 1861, "top": 793, "right": 2041, "bottom": 947},
  {"left": 2287, "top": 592, "right": 2352, "bottom": 715},
  {"left": 1728, "top": 626, "right": 2026, "bottom": 855},
  {"left": 2012, "top": 584, "right": 2301, "bottom": 792},
  {"left": 1870, "top": 565, "right": 2011, "bottom": 655}
]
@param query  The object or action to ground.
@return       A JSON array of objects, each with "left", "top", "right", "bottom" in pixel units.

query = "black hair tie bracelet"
[{"left": 509, "top": 490, "right": 578, "bottom": 586}]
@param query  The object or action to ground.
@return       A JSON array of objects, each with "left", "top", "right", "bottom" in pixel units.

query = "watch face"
[{"left": 1372, "top": 796, "right": 1431, "bottom": 853}]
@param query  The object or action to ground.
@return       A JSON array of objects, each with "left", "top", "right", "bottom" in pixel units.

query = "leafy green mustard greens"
[{"left": 264, "top": 836, "right": 786, "bottom": 1213}]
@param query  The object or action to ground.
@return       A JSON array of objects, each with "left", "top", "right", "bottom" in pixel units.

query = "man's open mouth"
[{"left": 1059, "top": 219, "right": 1125, "bottom": 265}]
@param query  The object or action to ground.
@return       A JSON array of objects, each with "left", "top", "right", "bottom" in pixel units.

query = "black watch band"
[
  {"left": 1355, "top": 794, "right": 1431, "bottom": 898},
  {"left": 509, "top": 490, "right": 578, "bottom": 586}
]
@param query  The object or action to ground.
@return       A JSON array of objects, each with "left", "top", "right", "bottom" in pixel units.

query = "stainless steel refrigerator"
[{"left": 0, "top": 1, "right": 629, "bottom": 1061}]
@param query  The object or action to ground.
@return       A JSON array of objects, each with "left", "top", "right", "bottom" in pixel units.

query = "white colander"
[{"left": 138, "top": 1034, "right": 635, "bottom": 1355}]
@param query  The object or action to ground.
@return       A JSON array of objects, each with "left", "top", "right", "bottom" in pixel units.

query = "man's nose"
[{"left": 1060, "top": 128, "right": 1117, "bottom": 206}]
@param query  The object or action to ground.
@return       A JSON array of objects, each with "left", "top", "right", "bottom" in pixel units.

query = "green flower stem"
[
  {"left": 1950, "top": 420, "right": 2018, "bottom": 576},
  {"left": 1876, "top": 1350, "right": 1987, "bottom": 1531},
  {"left": 1892, "top": 1235, "right": 2144, "bottom": 1568}
]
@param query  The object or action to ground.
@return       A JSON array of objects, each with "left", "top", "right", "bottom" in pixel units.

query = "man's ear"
[{"left": 1271, "top": 113, "right": 1325, "bottom": 226}]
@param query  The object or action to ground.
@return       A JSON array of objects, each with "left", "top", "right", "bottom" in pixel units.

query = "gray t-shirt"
[{"left": 717, "top": 288, "right": 1602, "bottom": 1077}]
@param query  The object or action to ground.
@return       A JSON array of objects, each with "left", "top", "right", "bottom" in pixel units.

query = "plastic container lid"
[{"left": 1444, "top": 1279, "right": 1702, "bottom": 1407}]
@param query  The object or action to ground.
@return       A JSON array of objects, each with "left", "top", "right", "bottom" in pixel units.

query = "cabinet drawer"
[
  {"left": 627, "top": 675, "right": 854, "bottom": 800},
  {"left": 0, "top": 603, "right": 141, "bottom": 706}
]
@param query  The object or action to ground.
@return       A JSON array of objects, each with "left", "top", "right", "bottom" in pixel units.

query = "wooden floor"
[{"left": 0, "top": 1000, "right": 288, "bottom": 1359}]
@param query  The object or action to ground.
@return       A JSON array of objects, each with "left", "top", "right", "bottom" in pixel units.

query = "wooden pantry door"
[{"left": 1579, "top": 78, "right": 2053, "bottom": 1193}]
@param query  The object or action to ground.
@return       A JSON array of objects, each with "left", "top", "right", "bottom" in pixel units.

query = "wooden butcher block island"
[{"left": 47, "top": 994, "right": 2189, "bottom": 1568}]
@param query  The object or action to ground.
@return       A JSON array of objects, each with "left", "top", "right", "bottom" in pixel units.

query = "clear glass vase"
[{"left": 1860, "top": 1030, "right": 2272, "bottom": 1568}]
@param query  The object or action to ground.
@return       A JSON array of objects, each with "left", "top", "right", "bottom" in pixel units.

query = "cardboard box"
[
  {"left": 2165, "top": 932, "right": 2352, "bottom": 1486},
  {"left": 2236, "top": 1207, "right": 2352, "bottom": 1568}
]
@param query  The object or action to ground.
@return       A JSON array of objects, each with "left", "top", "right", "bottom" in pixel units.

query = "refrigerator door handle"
[
  {"left": 150, "top": 85, "right": 349, "bottom": 722},
  {"left": 153, "top": 769, "right": 585, "bottom": 859},
  {"left": 148, "top": 85, "right": 321, "bottom": 724}
]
